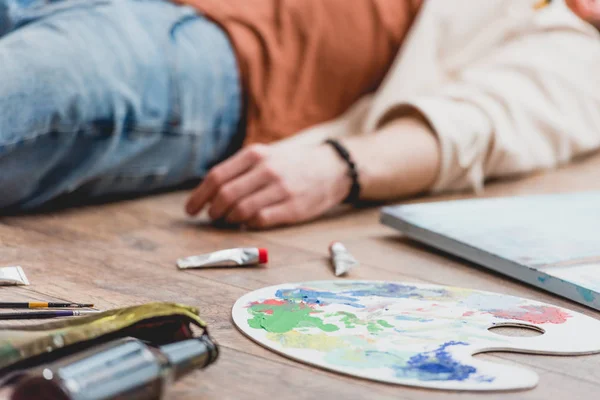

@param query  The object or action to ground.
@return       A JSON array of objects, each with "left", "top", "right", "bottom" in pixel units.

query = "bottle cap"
[{"left": 258, "top": 248, "right": 269, "bottom": 264}]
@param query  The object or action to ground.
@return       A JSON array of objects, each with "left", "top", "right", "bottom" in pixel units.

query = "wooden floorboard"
[{"left": 1, "top": 154, "right": 600, "bottom": 399}]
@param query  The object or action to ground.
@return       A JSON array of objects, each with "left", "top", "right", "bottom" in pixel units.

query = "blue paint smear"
[
  {"left": 394, "top": 341, "right": 483, "bottom": 382},
  {"left": 537, "top": 275, "right": 549, "bottom": 284},
  {"left": 275, "top": 289, "right": 364, "bottom": 308},
  {"left": 395, "top": 315, "right": 434, "bottom": 323},
  {"left": 276, "top": 284, "right": 450, "bottom": 309},
  {"left": 341, "top": 283, "right": 449, "bottom": 300},
  {"left": 577, "top": 286, "right": 596, "bottom": 303},
  {"left": 476, "top": 375, "right": 496, "bottom": 383}
]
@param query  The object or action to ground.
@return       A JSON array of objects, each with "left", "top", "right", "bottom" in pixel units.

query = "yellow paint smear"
[{"left": 267, "top": 331, "right": 346, "bottom": 352}]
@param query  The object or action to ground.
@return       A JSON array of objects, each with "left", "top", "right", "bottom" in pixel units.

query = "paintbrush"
[
  {"left": 0, "top": 302, "right": 94, "bottom": 309},
  {"left": 0, "top": 310, "right": 100, "bottom": 320}
]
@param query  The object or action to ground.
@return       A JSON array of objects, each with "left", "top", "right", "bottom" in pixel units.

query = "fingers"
[
  {"left": 225, "top": 184, "right": 290, "bottom": 224},
  {"left": 207, "top": 164, "right": 278, "bottom": 220},
  {"left": 246, "top": 201, "right": 300, "bottom": 229},
  {"left": 185, "top": 145, "right": 267, "bottom": 215}
]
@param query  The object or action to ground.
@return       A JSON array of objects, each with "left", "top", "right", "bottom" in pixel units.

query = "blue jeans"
[{"left": 0, "top": 0, "right": 242, "bottom": 210}]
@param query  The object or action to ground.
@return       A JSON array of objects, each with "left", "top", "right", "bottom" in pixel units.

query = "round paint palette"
[{"left": 232, "top": 281, "right": 600, "bottom": 391}]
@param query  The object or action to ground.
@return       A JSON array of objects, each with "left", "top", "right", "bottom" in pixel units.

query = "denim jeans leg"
[
  {"left": 0, "top": 0, "right": 64, "bottom": 36},
  {"left": 0, "top": 0, "right": 241, "bottom": 210}
]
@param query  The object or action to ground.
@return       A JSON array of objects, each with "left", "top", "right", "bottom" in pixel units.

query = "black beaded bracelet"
[{"left": 324, "top": 139, "right": 361, "bottom": 204}]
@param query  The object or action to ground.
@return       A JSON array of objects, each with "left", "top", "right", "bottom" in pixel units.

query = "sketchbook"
[{"left": 380, "top": 192, "right": 600, "bottom": 311}]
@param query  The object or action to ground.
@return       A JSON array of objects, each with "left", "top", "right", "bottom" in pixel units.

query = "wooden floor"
[{"left": 2, "top": 154, "right": 600, "bottom": 399}]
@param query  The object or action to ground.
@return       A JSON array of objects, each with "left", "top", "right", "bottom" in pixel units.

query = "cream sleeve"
[{"left": 406, "top": 14, "right": 600, "bottom": 193}]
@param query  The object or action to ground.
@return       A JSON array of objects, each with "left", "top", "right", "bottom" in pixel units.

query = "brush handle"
[
  {"left": 0, "top": 310, "right": 97, "bottom": 319},
  {"left": 0, "top": 302, "right": 93, "bottom": 309},
  {"left": 46, "top": 303, "right": 94, "bottom": 308}
]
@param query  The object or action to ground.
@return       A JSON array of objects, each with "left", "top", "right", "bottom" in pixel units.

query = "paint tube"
[
  {"left": 177, "top": 248, "right": 268, "bottom": 269},
  {"left": 0, "top": 266, "right": 30, "bottom": 286},
  {"left": 329, "top": 242, "right": 359, "bottom": 277}
]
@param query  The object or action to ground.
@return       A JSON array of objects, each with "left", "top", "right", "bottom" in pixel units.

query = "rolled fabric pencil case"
[{"left": 0, "top": 302, "right": 217, "bottom": 380}]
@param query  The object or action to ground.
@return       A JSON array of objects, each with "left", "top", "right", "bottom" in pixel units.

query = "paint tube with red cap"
[
  {"left": 177, "top": 248, "right": 268, "bottom": 269},
  {"left": 329, "top": 242, "right": 359, "bottom": 277}
]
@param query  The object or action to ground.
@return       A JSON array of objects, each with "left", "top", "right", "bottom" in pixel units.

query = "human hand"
[
  {"left": 185, "top": 143, "right": 352, "bottom": 229},
  {"left": 566, "top": 0, "right": 600, "bottom": 25}
]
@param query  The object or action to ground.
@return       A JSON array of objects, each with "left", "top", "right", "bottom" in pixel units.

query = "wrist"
[
  {"left": 344, "top": 116, "right": 439, "bottom": 201},
  {"left": 318, "top": 144, "right": 352, "bottom": 204},
  {"left": 323, "top": 139, "right": 361, "bottom": 204}
]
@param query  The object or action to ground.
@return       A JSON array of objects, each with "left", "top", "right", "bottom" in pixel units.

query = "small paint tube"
[
  {"left": 0, "top": 266, "right": 30, "bottom": 286},
  {"left": 177, "top": 248, "right": 268, "bottom": 269},
  {"left": 329, "top": 242, "right": 359, "bottom": 277}
]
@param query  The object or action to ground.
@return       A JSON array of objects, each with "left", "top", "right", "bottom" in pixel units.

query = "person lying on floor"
[{"left": 0, "top": 0, "right": 599, "bottom": 228}]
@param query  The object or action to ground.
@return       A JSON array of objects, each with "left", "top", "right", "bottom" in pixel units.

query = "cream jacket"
[{"left": 298, "top": 0, "right": 600, "bottom": 193}]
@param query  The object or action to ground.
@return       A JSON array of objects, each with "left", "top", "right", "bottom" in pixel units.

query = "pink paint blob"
[
  {"left": 487, "top": 305, "right": 571, "bottom": 324},
  {"left": 462, "top": 311, "right": 475, "bottom": 317}
]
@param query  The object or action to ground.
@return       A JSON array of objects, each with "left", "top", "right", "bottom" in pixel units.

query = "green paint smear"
[
  {"left": 367, "top": 322, "right": 383, "bottom": 333},
  {"left": 327, "top": 312, "right": 394, "bottom": 333},
  {"left": 378, "top": 319, "right": 394, "bottom": 328},
  {"left": 335, "top": 311, "right": 360, "bottom": 328},
  {"left": 248, "top": 304, "right": 397, "bottom": 335},
  {"left": 248, "top": 303, "right": 339, "bottom": 334}
]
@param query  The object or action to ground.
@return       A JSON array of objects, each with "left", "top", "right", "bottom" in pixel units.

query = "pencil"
[
  {"left": 0, "top": 302, "right": 94, "bottom": 309},
  {"left": 0, "top": 310, "right": 100, "bottom": 320}
]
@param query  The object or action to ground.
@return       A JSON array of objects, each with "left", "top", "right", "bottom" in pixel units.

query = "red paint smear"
[
  {"left": 462, "top": 311, "right": 475, "bottom": 317},
  {"left": 247, "top": 299, "right": 287, "bottom": 307},
  {"left": 246, "top": 299, "right": 288, "bottom": 314},
  {"left": 487, "top": 305, "right": 571, "bottom": 324},
  {"left": 261, "top": 299, "right": 287, "bottom": 306},
  {"left": 297, "top": 303, "right": 318, "bottom": 311}
]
